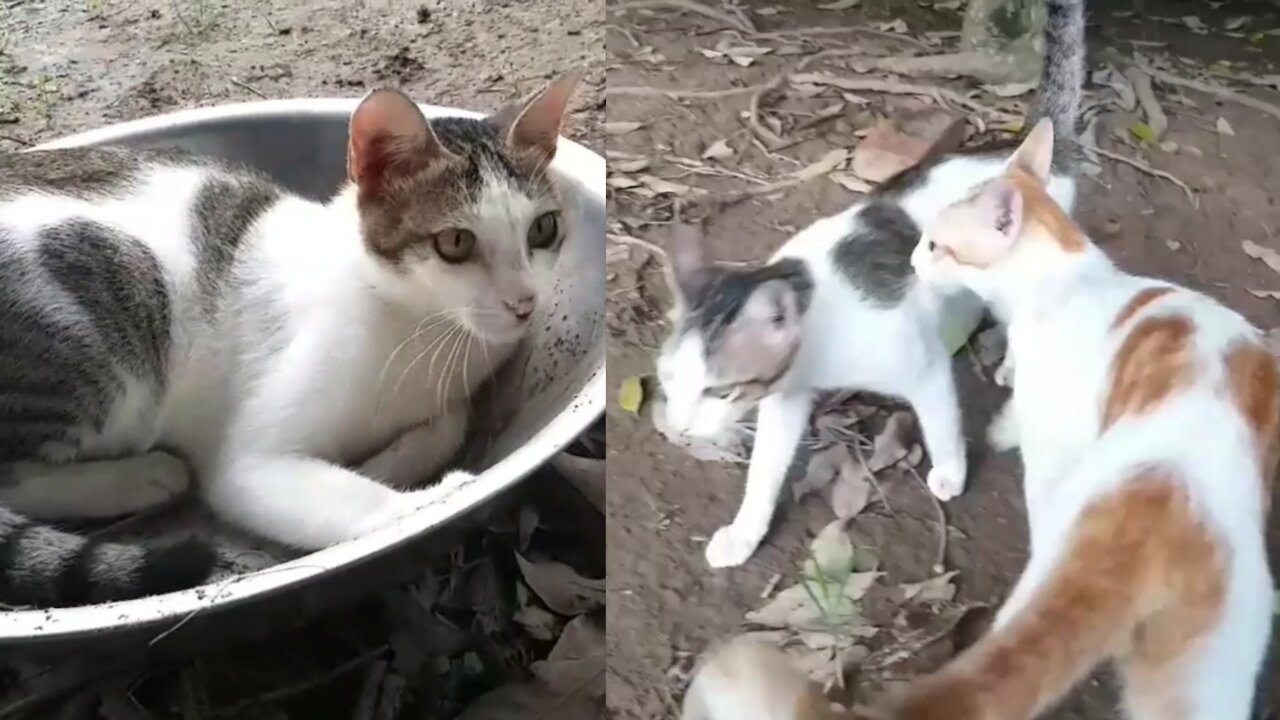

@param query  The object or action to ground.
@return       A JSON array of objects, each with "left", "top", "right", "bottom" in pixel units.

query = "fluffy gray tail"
[
  {"left": 0, "top": 506, "right": 217, "bottom": 607},
  {"left": 1026, "top": 0, "right": 1086, "bottom": 172}
]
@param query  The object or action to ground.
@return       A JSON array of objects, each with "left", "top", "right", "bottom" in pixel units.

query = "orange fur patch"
[
  {"left": 1112, "top": 287, "right": 1175, "bottom": 330},
  {"left": 1103, "top": 314, "right": 1195, "bottom": 430},
  {"left": 1224, "top": 340, "right": 1280, "bottom": 496},
  {"left": 1005, "top": 168, "right": 1086, "bottom": 253},
  {"left": 886, "top": 472, "right": 1224, "bottom": 720}
]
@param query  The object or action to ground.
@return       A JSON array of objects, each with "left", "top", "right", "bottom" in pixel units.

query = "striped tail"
[
  {"left": 1027, "top": 0, "right": 1086, "bottom": 173},
  {"left": 0, "top": 506, "right": 217, "bottom": 607}
]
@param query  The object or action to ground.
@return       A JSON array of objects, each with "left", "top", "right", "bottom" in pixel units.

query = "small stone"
[{"left": 416, "top": 5, "right": 432, "bottom": 23}]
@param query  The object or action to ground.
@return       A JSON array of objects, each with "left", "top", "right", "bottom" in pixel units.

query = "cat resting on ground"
[
  {"left": 0, "top": 74, "right": 579, "bottom": 607},
  {"left": 655, "top": 0, "right": 1085, "bottom": 569},
  {"left": 901, "top": 118, "right": 1275, "bottom": 720}
]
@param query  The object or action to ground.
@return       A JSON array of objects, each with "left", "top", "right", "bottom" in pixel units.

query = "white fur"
[
  {"left": 658, "top": 155, "right": 1079, "bottom": 568},
  {"left": 5, "top": 161, "right": 556, "bottom": 549},
  {"left": 916, "top": 211, "right": 1271, "bottom": 718}
]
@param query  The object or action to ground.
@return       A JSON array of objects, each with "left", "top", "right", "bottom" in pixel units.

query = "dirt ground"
[
  {"left": 0, "top": 0, "right": 603, "bottom": 153},
  {"left": 605, "top": 1, "right": 1280, "bottom": 718},
  {"left": 0, "top": 2, "right": 605, "bottom": 718}
]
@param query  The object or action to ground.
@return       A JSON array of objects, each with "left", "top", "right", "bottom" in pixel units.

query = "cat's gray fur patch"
[
  {"left": 190, "top": 175, "right": 280, "bottom": 313},
  {"left": 830, "top": 202, "right": 918, "bottom": 307},
  {"left": 683, "top": 258, "right": 813, "bottom": 348},
  {"left": 0, "top": 146, "right": 147, "bottom": 199},
  {"left": 37, "top": 219, "right": 172, "bottom": 387}
]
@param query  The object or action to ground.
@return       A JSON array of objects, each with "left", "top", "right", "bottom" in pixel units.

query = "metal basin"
[{"left": 0, "top": 100, "right": 604, "bottom": 654}]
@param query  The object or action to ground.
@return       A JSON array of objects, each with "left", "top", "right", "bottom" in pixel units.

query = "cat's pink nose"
[{"left": 506, "top": 295, "right": 535, "bottom": 320}]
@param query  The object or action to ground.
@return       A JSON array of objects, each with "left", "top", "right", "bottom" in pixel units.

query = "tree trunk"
[{"left": 959, "top": 0, "right": 1046, "bottom": 84}]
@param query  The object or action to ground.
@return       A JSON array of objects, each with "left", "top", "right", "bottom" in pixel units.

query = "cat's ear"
[
  {"left": 1007, "top": 118, "right": 1054, "bottom": 183},
  {"left": 974, "top": 179, "right": 1025, "bottom": 244},
  {"left": 669, "top": 222, "right": 711, "bottom": 302},
  {"left": 492, "top": 72, "right": 581, "bottom": 163},
  {"left": 728, "top": 276, "right": 809, "bottom": 366},
  {"left": 347, "top": 88, "right": 457, "bottom": 200}
]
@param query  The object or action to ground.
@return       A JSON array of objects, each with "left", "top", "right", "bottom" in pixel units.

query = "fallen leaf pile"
[{"left": 0, "top": 422, "right": 606, "bottom": 720}]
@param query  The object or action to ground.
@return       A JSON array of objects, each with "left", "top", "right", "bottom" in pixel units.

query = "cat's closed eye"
[
  {"left": 435, "top": 228, "right": 476, "bottom": 263},
  {"left": 703, "top": 385, "right": 736, "bottom": 400},
  {"left": 528, "top": 211, "right": 561, "bottom": 251}
]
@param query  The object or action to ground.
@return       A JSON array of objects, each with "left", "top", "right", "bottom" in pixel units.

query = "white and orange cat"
[{"left": 683, "top": 121, "right": 1277, "bottom": 720}]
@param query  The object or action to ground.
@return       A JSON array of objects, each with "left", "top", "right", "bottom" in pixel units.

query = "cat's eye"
[
  {"left": 435, "top": 228, "right": 476, "bottom": 263},
  {"left": 528, "top": 211, "right": 561, "bottom": 250}
]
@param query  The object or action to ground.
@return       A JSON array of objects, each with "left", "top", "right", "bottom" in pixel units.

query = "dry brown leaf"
[
  {"left": 1182, "top": 15, "right": 1208, "bottom": 33},
  {"left": 982, "top": 81, "right": 1036, "bottom": 97},
  {"left": 817, "top": 0, "right": 861, "bottom": 9},
  {"left": 868, "top": 412, "right": 913, "bottom": 471},
  {"left": 606, "top": 121, "right": 643, "bottom": 136},
  {"left": 638, "top": 175, "right": 695, "bottom": 195},
  {"left": 611, "top": 157, "right": 650, "bottom": 173},
  {"left": 606, "top": 175, "right": 640, "bottom": 189},
  {"left": 1226, "top": 16, "right": 1249, "bottom": 30},
  {"left": 514, "top": 552, "right": 605, "bottom": 616},
  {"left": 827, "top": 460, "right": 872, "bottom": 520},
  {"left": 1248, "top": 288, "right": 1280, "bottom": 300},
  {"left": 702, "top": 138, "right": 735, "bottom": 160},
  {"left": 513, "top": 583, "right": 560, "bottom": 641},
  {"left": 1217, "top": 116, "right": 1237, "bottom": 136},
  {"left": 900, "top": 571, "right": 958, "bottom": 603},
  {"left": 793, "top": 148, "right": 850, "bottom": 182},
  {"left": 793, "top": 444, "right": 850, "bottom": 501},
  {"left": 531, "top": 615, "right": 605, "bottom": 697},
  {"left": 1242, "top": 240, "right": 1280, "bottom": 275},
  {"left": 698, "top": 48, "right": 725, "bottom": 60},
  {"left": 875, "top": 18, "right": 908, "bottom": 33},
  {"left": 830, "top": 172, "right": 874, "bottom": 194}
]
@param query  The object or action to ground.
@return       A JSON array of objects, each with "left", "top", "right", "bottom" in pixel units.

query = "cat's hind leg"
[
  {"left": 903, "top": 361, "right": 968, "bottom": 501},
  {"left": 0, "top": 450, "right": 191, "bottom": 519}
]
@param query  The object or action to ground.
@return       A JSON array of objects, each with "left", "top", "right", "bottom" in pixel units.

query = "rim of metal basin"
[{"left": 0, "top": 99, "right": 604, "bottom": 642}]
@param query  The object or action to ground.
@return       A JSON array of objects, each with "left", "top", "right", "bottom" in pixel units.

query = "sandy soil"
[
  {"left": 0, "top": 0, "right": 603, "bottom": 154},
  {"left": 605, "top": 1, "right": 1280, "bottom": 718}
]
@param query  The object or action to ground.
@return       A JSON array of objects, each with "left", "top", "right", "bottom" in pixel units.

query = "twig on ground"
[
  {"left": 905, "top": 464, "right": 947, "bottom": 573},
  {"left": 1086, "top": 144, "right": 1198, "bottom": 207},
  {"left": 606, "top": 81, "right": 773, "bottom": 99},
  {"left": 1123, "top": 67, "right": 1167, "bottom": 138},
  {"left": 229, "top": 77, "right": 267, "bottom": 99},
  {"left": 610, "top": 0, "right": 753, "bottom": 33},
  {"left": 720, "top": 0, "right": 756, "bottom": 34},
  {"left": 0, "top": 134, "right": 32, "bottom": 147},
  {"left": 850, "top": 51, "right": 1014, "bottom": 81},
  {"left": 609, "top": 233, "right": 669, "bottom": 260},
  {"left": 789, "top": 72, "right": 1013, "bottom": 119},
  {"left": 207, "top": 646, "right": 388, "bottom": 718},
  {"left": 1138, "top": 63, "right": 1280, "bottom": 123},
  {"left": 746, "top": 75, "right": 787, "bottom": 149},
  {"left": 752, "top": 26, "right": 931, "bottom": 50}
]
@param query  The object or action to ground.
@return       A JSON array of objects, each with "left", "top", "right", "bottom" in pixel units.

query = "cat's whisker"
[
  {"left": 375, "top": 311, "right": 458, "bottom": 393},
  {"left": 390, "top": 320, "right": 461, "bottom": 403}
]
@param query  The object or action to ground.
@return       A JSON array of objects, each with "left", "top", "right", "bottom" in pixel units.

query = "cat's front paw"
[
  {"left": 704, "top": 524, "right": 763, "bottom": 568},
  {"left": 994, "top": 357, "right": 1015, "bottom": 387},
  {"left": 357, "top": 470, "right": 480, "bottom": 537},
  {"left": 926, "top": 462, "right": 966, "bottom": 502}
]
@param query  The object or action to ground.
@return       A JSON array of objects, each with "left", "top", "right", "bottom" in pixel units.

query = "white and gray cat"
[
  {"left": 0, "top": 73, "right": 579, "bottom": 607},
  {"left": 656, "top": 0, "right": 1085, "bottom": 569}
]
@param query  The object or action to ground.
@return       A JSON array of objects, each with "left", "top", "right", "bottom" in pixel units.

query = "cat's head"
[
  {"left": 346, "top": 74, "right": 580, "bottom": 344},
  {"left": 910, "top": 119, "right": 1084, "bottom": 302},
  {"left": 655, "top": 224, "right": 813, "bottom": 438}
]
